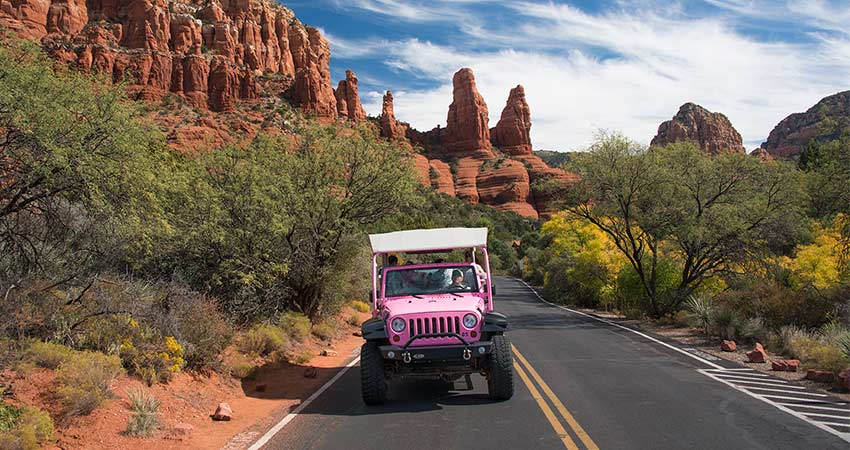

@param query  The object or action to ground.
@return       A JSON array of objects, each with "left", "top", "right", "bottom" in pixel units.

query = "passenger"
[
  {"left": 388, "top": 255, "right": 399, "bottom": 266},
  {"left": 447, "top": 269, "right": 468, "bottom": 290},
  {"left": 465, "top": 250, "right": 486, "bottom": 284}
]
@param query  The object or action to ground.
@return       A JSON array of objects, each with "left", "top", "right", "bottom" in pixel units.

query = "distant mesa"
[
  {"left": 760, "top": 90, "right": 850, "bottom": 159},
  {"left": 651, "top": 102, "right": 745, "bottom": 155},
  {"left": 380, "top": 67, "right": 578, "bottom": 220}
]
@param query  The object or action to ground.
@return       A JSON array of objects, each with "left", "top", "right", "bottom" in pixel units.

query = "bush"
[
  {"left": 803, "top": 344, "right": 850, "bottom": 373},
  {"left": 26, "top": 341, "right": 75, "bottom": 369},
  {"left": 350, "top": 300, "right": 370, "bottom": 313},
  {"left": 125, "top": 388, "right": 159, "bottom": 437},
  {"left": 168, "top": 293, "right": 232, "bottom": 372},
  {"left": 238, "top": 324, "right": 288, "bottom": 357},
  {"left": 311, "top": 322, "right": 335, "bottom": 341},
  {"left": 55, "top": 351, "right": 124, "bottom": 418},
  {"left": 0, "top": 404, "right": 54, "bottom": 450},
  {"left": 224, "top": 353, "right": 257, "bottom": 379},
  {"left": 685, "top": 295, "right": 716, "bottom": 334},
  {"left": 120, "top": 336, "right": 185, "bottom": 386},
  {"left": 347, "top": 313, "right": 361, "bottom": 327},
  {"left": 294, "top": 350, "right": 312, "bottom": 364},
  {"left": 278, "top": 311, "right": 311, "bottom": 342}
]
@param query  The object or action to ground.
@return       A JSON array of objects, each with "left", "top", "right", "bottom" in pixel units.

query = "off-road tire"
[
  {"left": 487, "top": 334, "right": 514, "bottom": 400},
  {"left": 360, "top": 342, "right": 387, "bottom": 405}
]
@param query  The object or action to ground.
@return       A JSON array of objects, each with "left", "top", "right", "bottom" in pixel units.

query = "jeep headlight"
[
  {"left": 391, "top": 317, "right": 406, "bottom": 333},
  {"left": 462, "top": 313, "right": 478, "bottom": 329}
]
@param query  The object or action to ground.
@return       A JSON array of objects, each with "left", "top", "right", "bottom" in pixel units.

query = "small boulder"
[
  {"left": 805, "top": 369, "right": 835, "bottom": 383},
  {"left": 720, "top": 340, "right": 737, "bottom": 352},
  {"left": 746, "top": 343, "right": 767, "bottom": 363},
  {"left": 303, "top": 367, "right": 318, "bottom": 379},
  {"left": 166, "top": 423, "right": 194, "bottom": 440},
  {"left": 321, "top": 349, "right": 338, "bottom": 357},
  {"left": 212, "top": 402, "right": 233, "bottom": 421},
  {"left": 771, "top": 359, "right": 800, "bottom": 372}
]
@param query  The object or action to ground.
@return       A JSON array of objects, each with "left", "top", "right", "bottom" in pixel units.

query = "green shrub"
[
  {"left": 225, "top": 353, "right": 257, "bottom": 379},
  {"left": 238, "top": 324, "right": 288, "bottom": 357},
  {"left": 294, "top": 350, "right": 312, "bottom": 364},
  {"left": 26, "top": 341, "right": 75, "bottom": 369},
  {"left": 311, "top": 322, "right": 335, "bottom": 341},
  {"left": 119, "top": 336, "right": 185, "bottom": 386},
  {"left": 56, "top": 351, "right": 124, "bottom": 418},
  {"left": 0, "top": 401, "right": 21, "bottom": 433},
  {"left": 170, "top": 295, "right": 233, "bottom": 372},
  {"left": 124, "top": 388, "right": 159, "bottom": 437},
  {"left": 347, "top": 313, "right": 361, "bottom": 327},
  {"left": 712, "top": 308, "right": 742, "bottom": 340},
  {"left": 838, "top": 333, "right": 850, "bottom": 360},
  {"left": 803, "top": 344, "right": 850, "bottom": 373},
  {"left": 350, "top": 300, "right": 370, "bottom": 313},
  {"left": 0, "top": 404, "right": 53, "bottom": 450},
  {"left": 685, "top": 295, "right": 716, "bottom": 334},
  {"left": 278, "top": 311, "right": 311, "bottom": 342}
]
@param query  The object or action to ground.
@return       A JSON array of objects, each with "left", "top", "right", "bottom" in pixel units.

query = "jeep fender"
[
  {"left": 482, "top": 311, "right": 508, "bottom": 334},
  {"left": 361, "top": 317, "right": 387, "bottom": 341}
]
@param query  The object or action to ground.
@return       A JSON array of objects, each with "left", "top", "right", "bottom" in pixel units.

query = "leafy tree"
[
  {"left": 0, "top": 40, "right": 171, "bottom": 278},
  {"left": 565, "top": 132, "right": 806, "bottom": 318}
]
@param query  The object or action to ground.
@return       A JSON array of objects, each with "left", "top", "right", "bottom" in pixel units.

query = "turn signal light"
[
  {"left": 470, "top": 331, "right": 477, "bottom": 338},
  {"left": 392, "top": 335, "right": 400, "bottom": 342}
]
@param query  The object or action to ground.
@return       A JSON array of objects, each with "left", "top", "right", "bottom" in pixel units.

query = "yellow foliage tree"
[{"left": 783, "top": 218, "right": 847, "bottom": 289}]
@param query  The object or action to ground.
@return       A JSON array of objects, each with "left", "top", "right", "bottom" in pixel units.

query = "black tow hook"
[
  {"left": 402, "top": 352, "right": 412, "bottom": 363},
  {"left": 462, "top": 348, "right": 472, "bottom": 360}
]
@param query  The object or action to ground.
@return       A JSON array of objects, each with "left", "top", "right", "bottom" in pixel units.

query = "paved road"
[{"left": 261, "top": 276, "right": 849, "bottom": 450}]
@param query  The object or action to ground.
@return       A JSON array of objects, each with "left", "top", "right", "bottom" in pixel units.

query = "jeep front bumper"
[{"left": 380, "top": 342, "right": 493, "bottom": 363}]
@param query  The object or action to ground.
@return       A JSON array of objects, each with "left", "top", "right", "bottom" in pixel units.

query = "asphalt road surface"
[{"left": 259, "top": 276, "right": 850, "bottom": 450}]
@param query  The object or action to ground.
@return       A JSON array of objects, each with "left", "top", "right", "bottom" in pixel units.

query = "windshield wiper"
[
  {"left": 448, "top": 292, "right": 463, "bottom": 298},
  {"left": 411, "top": 294, "right": 424, "bottom": 299}
]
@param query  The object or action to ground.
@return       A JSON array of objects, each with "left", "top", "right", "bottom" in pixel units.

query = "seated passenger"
[{"left": 447, "top": 269, "right": 468, "bottom": 290}]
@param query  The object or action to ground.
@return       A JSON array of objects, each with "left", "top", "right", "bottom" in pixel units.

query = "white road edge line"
[
  {"left": 515, "top": 278, "right": 725, "bottom": 370},
  {"left": 699, "top": 369, "right": 850, "bottom": 443},
  {"left": 246, "top": 355, "right": 361, "bottom": 450}
]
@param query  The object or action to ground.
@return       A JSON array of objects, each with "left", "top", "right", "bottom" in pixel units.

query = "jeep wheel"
[
  {"left": 360, "top": 342, "right": 387, "bottom": 405},
  {"left": 487, "top": 334, "right": 514, "bottom": 400}
]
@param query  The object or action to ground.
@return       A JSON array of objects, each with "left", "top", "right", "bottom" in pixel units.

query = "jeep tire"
[
  {"left": 487, "top": 334, "right": 514, "bottom": 400},
  {"left": 360, "top": 342, "right": 387, "bottom": 405}
]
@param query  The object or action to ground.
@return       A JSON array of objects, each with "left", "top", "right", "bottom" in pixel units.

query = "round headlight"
[
  {"left": 391, "top": 317, "right": 406, "bottom": 333},
  {"left": 462, "top": 313, "right": 478, "bottom": 329}
]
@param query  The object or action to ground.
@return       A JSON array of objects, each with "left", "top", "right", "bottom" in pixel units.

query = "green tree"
[{"left": 565, "top": 132, "right": 805, "bottom": 318}]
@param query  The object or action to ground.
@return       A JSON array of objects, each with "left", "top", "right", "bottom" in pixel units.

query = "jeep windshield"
[{"left": 383, "top": 265, "right": 479, "bottom": 297}]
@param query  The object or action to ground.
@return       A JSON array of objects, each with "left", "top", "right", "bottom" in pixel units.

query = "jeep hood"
[{"left": 382, "top": 294, "right": 486, "bottom": 317}]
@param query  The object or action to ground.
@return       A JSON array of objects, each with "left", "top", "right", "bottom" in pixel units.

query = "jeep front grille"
[{"left": 408, "top": 315, "right": 461, "bottom": 336}]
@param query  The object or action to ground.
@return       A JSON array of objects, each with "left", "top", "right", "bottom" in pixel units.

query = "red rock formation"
[
  {"left": 288, "top": 24, "right": 336, "bottom": 118},
  {"left": 476, "top": 159, "right": 536, "bottom": 219},
  {"left": 442, "top": 68, "right": 492, "bottom": 155},
  {"left": 380, "top": 91, "right": 406, "bottom": 140},
  {"left": 651, "top": 103, "right": 745, "bottom": 155},
  {"left": 749, "top": 147, "right": 773, "bottom": 161},
  {"left": 1, "top": 0, "right": 336, "bottom": 115},
  {"left": 454, "top": 157, "right": 484, "bottom": 204},
  {"left": 335, "top": 69, "right": 366, "bottom": 122},
  {"left": 491, "top": 85, "right": 532, "bottom": 155},
  {"left": 409, "top": 153, "right": 431, "bottom": 187},
  {"left": 761, "top": 90, "right": 849, "bottom": 159},
  {"left": 428, "top": 160, "right": 455, "bottom": 196}
]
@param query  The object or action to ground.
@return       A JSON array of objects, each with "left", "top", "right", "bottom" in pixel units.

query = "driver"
[{"left": 447, "top": 269, "right": 468, "bottom": 290}]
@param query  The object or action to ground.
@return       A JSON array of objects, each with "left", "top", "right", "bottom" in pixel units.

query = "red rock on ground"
[
  {"left": 166, "top": 423, "right": 194, "bottom": 441},
  {"left": 746, "top": 343, "right": 767, "bottom": 363},
  {"left": 490, "top": 85, "right": 532, "bottom": 155},
  {"left": 805, "top": 369, "right": 835, "bottom": 383},
  {"left": 720, "top": 340, "right": 737, "bottom": 352},
  {"left": 838, "top": 369, "right": 850, "bottom": 391},
  {"left": 771, "top": 359, "right": 800, "bottom": 372},
  {"left": 212, "top": 402, "right": 233, "bottom": 421},
  {"left": 651, "top": 102, "right": 745, "bottom": 155}
]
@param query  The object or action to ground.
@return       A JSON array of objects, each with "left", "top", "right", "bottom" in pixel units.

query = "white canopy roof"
[{"left": 369, "top": 227, "right": 488, "bottom": 254}]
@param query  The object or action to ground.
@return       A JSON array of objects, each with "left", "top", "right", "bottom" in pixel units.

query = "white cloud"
[{"left": 336, "top": 1, "right": 850, "bottom": 151}]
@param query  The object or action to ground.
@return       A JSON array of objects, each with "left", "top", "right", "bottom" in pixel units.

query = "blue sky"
[{"left": 283, "top": 0, "right": 849, "bottom": 151}]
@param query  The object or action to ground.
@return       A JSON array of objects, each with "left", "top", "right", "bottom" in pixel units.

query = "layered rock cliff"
[
  {"left": 0, "top": 0, "right": 352, "bottom": 118},
  {"left": 760, "top": 90, "right": 849, "bottom": 159},
  {"left": 651, "top": 103, "right": 745, "bottom": 154},
  {"left": 380, "top": 68, "right": 577, "bottom": 219}
]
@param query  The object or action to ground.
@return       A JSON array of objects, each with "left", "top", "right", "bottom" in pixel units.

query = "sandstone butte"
[
  {"left": 0, "top": 0, "right": 576, "bottom": 219},
  {"left": 381, "top": 67, "right": 579, "bottom": 219},
  {"left": 651, "top": 102, "right": 746, "bottom": 155},
  {"left": 760, "top": 90, "right": 849, "bottom": 159}
]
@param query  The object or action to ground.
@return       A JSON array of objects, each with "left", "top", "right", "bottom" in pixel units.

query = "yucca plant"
[
  {"left": 685, "top": 294, "right": 716, "bottom": 334},
  {"left": 125, "top": 388, "right": 159, "bottom": 437}
]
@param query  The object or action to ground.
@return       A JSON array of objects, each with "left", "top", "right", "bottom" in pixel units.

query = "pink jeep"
[{"left": 359, "top": 227, "right": 514, "bottom": 404}]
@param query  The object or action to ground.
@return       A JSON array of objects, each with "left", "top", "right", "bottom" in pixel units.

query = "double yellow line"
[{"left": 512, "top": 345, "right": 600, "bottom": 450}]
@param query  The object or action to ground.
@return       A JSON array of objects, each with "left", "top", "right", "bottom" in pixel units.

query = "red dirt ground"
[{"left": 3, "top": 307, "right": 370, "bottom": 450}]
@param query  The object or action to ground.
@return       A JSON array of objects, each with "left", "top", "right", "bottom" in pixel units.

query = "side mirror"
[{"left": 491, "top": 283, "right": 497, "bottom": 297}]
